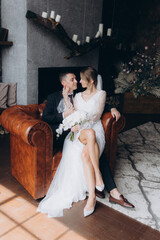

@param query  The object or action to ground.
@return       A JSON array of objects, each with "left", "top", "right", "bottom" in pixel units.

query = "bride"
[{"left": 37, "top": 67, "right": 107, "bottom": 217}]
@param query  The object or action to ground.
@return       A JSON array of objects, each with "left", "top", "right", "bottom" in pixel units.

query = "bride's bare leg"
[
  {"left": 79, "top": 129, "right": 103, "bottom": 186},
  {"left": 81, "top": 146, "right": 96, "bottom": 211}
]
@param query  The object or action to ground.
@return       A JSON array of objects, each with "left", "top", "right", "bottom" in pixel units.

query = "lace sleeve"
[
  {"left": 91, "top": 91, "right": 106, "bottom": 122},
  {"left": 73, "top": 93, "right": 79, "bottom": 110}
]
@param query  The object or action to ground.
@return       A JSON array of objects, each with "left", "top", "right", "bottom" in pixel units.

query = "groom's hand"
[
  {"left": 111, "top": 108, "right": 121, "bottom": 122},
  {"left": 63, "top": 106, "right": 75, "bottom": 118}
]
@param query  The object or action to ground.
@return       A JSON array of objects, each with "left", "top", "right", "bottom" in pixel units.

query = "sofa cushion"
[
  {"left": 0, "top": 83, "right": 9, "bottom": 109},
  {"left": 7, "top": 83, "right": 17, "bottom": 107}
]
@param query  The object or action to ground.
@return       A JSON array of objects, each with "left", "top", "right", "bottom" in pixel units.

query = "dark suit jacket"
[{"left": 42, "top": 91, "right": 64, "bottom": 139}]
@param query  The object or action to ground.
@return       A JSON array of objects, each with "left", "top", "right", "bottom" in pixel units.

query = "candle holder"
[
  {"left": 49, "top": 17, "right": 56, "bottom": 25},
  {"left": 49, "top": 18, "right": 60, "bottom": 26}
]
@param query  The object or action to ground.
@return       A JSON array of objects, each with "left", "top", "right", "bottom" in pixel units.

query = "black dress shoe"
[
  {"left": 109, "top": 194, "right": 135, "bottom": 208},
  {"left": 95, "top": 188, "right": 105, "bottom": 199}
]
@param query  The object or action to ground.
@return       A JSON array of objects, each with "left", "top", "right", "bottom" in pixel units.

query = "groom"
[{"left": 42, "top": 71, "right": 134, "bottom": 208}]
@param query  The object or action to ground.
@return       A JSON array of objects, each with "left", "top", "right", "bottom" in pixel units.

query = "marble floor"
[{"left": 99, "top": 122, "right": 160, "bottom": 231}]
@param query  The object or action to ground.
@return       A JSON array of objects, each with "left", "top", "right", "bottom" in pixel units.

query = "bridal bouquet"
[{"left": 56, "top": 110, "right": 89, "bottom": 141}]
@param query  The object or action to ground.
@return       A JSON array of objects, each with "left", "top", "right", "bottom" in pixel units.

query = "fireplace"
[{"left": 38, "top": 66, "right": 86, "bottom": 104}]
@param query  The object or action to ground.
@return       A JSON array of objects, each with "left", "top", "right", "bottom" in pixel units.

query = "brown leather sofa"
[{"left": 0, "top": 103, "right": 125, "bottom": 199}]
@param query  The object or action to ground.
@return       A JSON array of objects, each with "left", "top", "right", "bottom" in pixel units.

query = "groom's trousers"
[{"left": 100, "top": 153, "right": 117, "bottom": 193}]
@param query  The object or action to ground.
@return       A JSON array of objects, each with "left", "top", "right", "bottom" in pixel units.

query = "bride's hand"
[
  {"left": 71, "top": 124, "right": 81, "bottom": 133},
  {"left": 62, "top": 86, "right": 69, "bottom": 101},
  {"left": 64, "top": 106, "right": 75, "bottom": 118}
]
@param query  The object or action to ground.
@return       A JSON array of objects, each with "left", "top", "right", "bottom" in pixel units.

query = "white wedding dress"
[{"left": 37, "top": 90, "right": 106, "bottom": 217}]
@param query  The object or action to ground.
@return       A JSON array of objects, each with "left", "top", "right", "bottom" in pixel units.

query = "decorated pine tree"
[{"left": 114, "top": 44, "right": 160, "bottom": 98}]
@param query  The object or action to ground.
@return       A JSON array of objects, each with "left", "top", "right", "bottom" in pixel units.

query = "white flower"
[
  {"left": 56, "top": 110, "right": 89, "bottom": 141},
  {"left": 56, "top": 123, "right": 64, "bottom": 135}
]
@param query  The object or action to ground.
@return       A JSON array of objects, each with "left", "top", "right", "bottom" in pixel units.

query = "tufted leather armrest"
[
  {"left": 0, "top": 105, "right": 53, "bottom": 146},
  {"left": 102, "top": 112, "right": 125, "bottom": 173},
  {"left": 0, "top": 104, "right": 54, "bottom": 199}
]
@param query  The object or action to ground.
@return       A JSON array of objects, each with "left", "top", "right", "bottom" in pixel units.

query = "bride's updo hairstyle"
[{"left": 80, "top": 66, "right": 98, "bottom": 86}]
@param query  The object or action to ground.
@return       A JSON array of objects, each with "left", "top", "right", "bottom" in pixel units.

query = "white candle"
[
  {"left": 86, "top": 36, "right": 90, "bottom": 43},
  {"left": 116, "top": 43, "right": 122, "bottom": 50},
  {"left": 42, "top": 11, "right": 48, "bottom": 18},
  {"left": 77, "top": 40, "right": 81, "bottom": 45},
  {"left": 107, "top": 28, "right": 112, "bottom": 36},
  {"left": 50, "top": 11, "right": 55, "bottom": 19},
  {"left": 99, "top": 23, "right": 103, "bottom": 37},
  {"left": 72, "top": 34, "right": 78, "bottom": 42},
  {"left": 95, "top": 31, "right": 100, "bottom": 38},
  {"left": 55, "top": 14, "right": 61, "bottom": 22}
]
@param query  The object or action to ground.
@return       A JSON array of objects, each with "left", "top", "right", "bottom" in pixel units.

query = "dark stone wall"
[{"left": 2, "top": 0, "right": 28, "bottom": 104}]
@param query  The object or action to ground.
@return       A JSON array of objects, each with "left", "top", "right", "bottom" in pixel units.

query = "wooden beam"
[
  {"left": 0, "top": 41, "right": 13, "bottom": 46},
  {"left": 26, "top": 10, "right": 111, "bottom": 59}
]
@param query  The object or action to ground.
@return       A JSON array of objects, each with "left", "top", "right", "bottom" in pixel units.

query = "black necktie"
[{"left": 68, "top": 95, "right": 74, "bottom": 105}]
